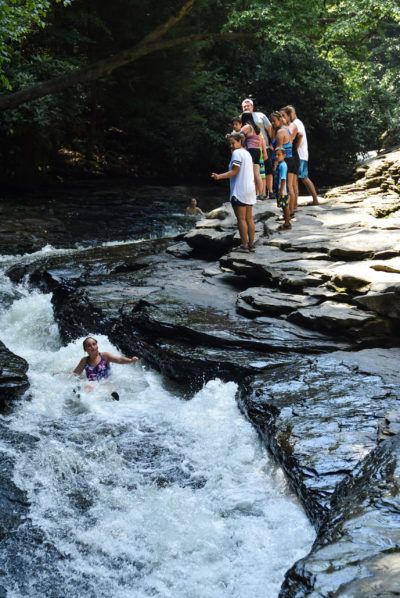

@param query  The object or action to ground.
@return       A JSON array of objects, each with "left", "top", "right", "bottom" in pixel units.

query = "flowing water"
[{"left": 0, "top": 237, "right": 315, "bottom": 596}]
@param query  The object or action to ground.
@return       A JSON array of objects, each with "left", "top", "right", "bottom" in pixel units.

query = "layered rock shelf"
[{"left": 1, "top": 150, "right": 400, "bottom": 596}]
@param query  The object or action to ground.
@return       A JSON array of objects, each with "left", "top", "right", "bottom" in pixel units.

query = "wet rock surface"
[
  {"left": 0, "top": 341, "right": 29, "bottom": 407},
  {"left": 238, "top": 349, "right": 400, "bottom": 597},
  {"left": 1, "top": 152, "right": 400, "bottom": 596}
]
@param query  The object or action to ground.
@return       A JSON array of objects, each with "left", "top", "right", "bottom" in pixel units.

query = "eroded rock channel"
[{"left": 1, "top": 153, "right": 400, "bottom": 596}]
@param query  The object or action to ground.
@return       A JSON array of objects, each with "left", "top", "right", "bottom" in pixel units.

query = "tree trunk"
[{"left": 0, "top": 0, "right": 248, "bottom": 113}]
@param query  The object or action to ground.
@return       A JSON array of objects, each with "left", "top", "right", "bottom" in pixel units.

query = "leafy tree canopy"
[{"left": 0, "top": 0, "right": 398, "bottom": 182}]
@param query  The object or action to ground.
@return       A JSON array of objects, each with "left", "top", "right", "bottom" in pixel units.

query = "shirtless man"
[
  {"left": 282, "top": 105, "right": 319, "bottom": 205},
  {"left": 185, "top": 198, "right": 204, "bottom": 216},
  {"left": 241, "top": 98, "right": 274, "bottom": 198}
]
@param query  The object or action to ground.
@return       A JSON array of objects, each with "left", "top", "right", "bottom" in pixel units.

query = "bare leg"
[
  {"left": 283, "top": 206, "right": 291, "bottom": 227},
  {"left": 245, "top": 206, "right": 255, "bottom": 247},
  {"left": 233, "top": 205, "right": 249, "bottom": 247},
  {"left": 293, "top": 176, "right": 299, "bottom": 210},
  {"left": 253, "top": 164, "right": 263, "bottom": 196},
  {"left": 288, "top": 172, "right": 296, "bottom": 215},
  {"left": 302, "top": 177, "right": 319, "bottom": 204},
  {"left": 266, "top": 174, "right": 273, "bottom": 194}
]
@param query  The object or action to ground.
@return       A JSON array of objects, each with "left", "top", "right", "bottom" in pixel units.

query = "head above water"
[
  {"left": 189, "top": 198, "right": 198, "bottom": 206},
  {"left": 83, "top": 337, "right": 98, "bottom": 351}
]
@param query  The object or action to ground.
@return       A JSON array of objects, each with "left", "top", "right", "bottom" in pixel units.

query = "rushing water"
[{"left": 0, "top": 246, "right": 315, "bottom": 597}]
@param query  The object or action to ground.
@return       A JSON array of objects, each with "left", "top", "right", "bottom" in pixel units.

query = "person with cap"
[{"left": 241, "top": 98, "right": 274, "bottom": 199}]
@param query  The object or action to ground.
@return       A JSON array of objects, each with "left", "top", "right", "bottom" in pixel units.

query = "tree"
[{"left": 0, "top": 0, "right": 399, "bottom": 182}]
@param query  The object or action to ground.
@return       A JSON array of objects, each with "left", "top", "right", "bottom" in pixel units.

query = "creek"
[{"left": 0, "top": 185, "right": 315, "bottom": 597}]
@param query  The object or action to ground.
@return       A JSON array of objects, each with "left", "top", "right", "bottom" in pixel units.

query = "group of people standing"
[{"left": 211, "top": 99, "right": 319, "bottom": 251}]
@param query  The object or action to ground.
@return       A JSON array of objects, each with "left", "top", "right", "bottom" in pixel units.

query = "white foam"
[{"left": 0, "top": 288, "right": 315, "bottom": 597}]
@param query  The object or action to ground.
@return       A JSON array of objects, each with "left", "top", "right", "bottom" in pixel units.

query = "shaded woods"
[{"left": 0, "top": 0, "right": 399, "bottom": 184}]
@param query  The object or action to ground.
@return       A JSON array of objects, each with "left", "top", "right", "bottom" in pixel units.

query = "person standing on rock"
[
  {"left": 241, "top": 98, "right": 274, "bottom": 199},
  {"left": 282, "top": 105, "right": 319, "bottom": 206},
  {"left": 73, "top": 337, "right": 139, "bottom": 401},
  {"left": 211, "top": 132, "right": 256, "bottom": 252},
  {"left": 270, "top": 111, "right": 297, "bottom": 217},
  {"left": 240, "top": 111, "right": 264, "bottom": 198}
]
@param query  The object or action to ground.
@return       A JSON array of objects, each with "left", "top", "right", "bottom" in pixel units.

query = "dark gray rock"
[
  {"left": 237, "top": 287, "right": 320, "bottom": 317},
  {"left": 0, "top": 341, "right": 29, "bottom": 406},
  {"left": 7, "top": 240, "right": 350, "bottom": 388},
  {"left": 280, "top": 438, "right": 400, "bottom": 597},
  {"left": 238, "top": 353, "right": 399, "bottom": 526},
  {"left": 287, "top": 300, "right": 396, "bottom": 343},
  {"left": 184, "top": 226, "right": 237, "bottom": 256},
  {"left": 237, "top": 349, "right": 400, "bottom": 597},
  {"left": 220, "top": 247, "right": 332, "bottom": 289},
  {"left": 184, "top": 202, "right": 275, "bottom": 256},
  {"left": 354, "top": 289, "right": 400, "bottom": 319}
]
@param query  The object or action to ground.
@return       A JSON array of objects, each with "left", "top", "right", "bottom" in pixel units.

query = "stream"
[{"left": 0, "top": 186, "right": 315, "bottom": 597}]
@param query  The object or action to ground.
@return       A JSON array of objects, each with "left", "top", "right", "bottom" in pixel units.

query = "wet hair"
[
  {"left": 241, "top": 112, "right": 260, "bottom": 135},
  {"left": 83, "top": 336, "right": 97, "bottom": 350},
  {"left": 227, "top": 132, "right": 246, "bottom": 146}
]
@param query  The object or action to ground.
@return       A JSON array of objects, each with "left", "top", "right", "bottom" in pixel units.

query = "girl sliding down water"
[{"left": 73, "top": 336, "right": 139, "bottom": 401}]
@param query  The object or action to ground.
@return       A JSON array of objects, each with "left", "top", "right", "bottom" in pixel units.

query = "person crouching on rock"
[
  {"left": 275, "top": 148, "right": 292, "bottom": 230},
  {"left": 211, "top": 132, "right": 256, "bottom": 253},
  {"left": 73, "top": 336, "right": 139, "bottom": 401}
]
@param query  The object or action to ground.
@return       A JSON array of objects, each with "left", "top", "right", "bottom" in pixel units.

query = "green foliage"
[
  {"left": 0, "top": 0, "right": 72, "bottom": 89},
  {"left": 0, "top": 0, "right": 399, "bottom": 182}
]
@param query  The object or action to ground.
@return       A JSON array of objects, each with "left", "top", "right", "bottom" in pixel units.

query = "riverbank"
[{"left": 1, "top": 150, "right": 400, "bottom": 596}]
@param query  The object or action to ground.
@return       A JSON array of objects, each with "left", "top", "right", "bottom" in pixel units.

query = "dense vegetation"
[{"left": 0, "top": 0, "right": 399, "bottom": 184}]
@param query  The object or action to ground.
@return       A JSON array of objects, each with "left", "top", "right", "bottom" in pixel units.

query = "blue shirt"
[{"left": 277, "top": 161, "right": 288, "bottom": 195}]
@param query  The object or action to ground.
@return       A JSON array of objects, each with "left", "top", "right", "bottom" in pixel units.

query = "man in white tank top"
[{"left": 286, "top": 106, "right": 319, "bottom": 205}]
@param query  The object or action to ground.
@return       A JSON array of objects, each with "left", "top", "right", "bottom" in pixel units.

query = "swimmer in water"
[
  {"left": 73, "top": 336, "right": 139, "bottom": 401},
  {"left": 185, "top": 197, "right": 204, "bottom": 216}
]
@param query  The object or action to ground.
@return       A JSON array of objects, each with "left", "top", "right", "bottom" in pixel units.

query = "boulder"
[
  {"left": 354, "top": 289, "right": 400, "bottom": 319},
  {"left": 184, "top": 202, "right": 275, "bottom": 256},
  {"left": 287, "top": 300, "right": 394, "bottom": 342},
  {"left": 238, "top": 351, "right": 400, "bottom": 526},
  {"left": 0, "top": 341, "right": 29, "bottom": 407},
  {"left": 281, "top": 438, "right": 400, "bottom": 598},
  {"left": 237, "top": 287, "right": 319, "bottom": 317}
]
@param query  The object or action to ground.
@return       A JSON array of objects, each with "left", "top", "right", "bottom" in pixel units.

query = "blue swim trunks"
[{"left": 298, "top": 159, "right": 308, "bottom": 179}]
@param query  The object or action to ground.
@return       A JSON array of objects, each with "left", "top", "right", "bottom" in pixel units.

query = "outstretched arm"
[
  {"left": 103, "top": 352, "right": 139, "bottom": 365},
  {"left": 73, "top": 357, "right": 87, "bottom": 376},
  {"left": 211, "top": 164, "right": 240, "bottom": 180}
]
